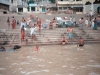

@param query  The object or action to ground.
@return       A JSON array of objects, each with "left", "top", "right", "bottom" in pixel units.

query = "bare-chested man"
[
  {"left": 61, "top": 37, "right": 68, "bottom": 46},
  {"left": 77, "top": 37, "right": 84, "bottom": 47},
  {"left": 49, "top": 22, "right": 53, "bottom": 29},
  {"left": 67, "top": 26, "right": 73, "bottom": 41}
]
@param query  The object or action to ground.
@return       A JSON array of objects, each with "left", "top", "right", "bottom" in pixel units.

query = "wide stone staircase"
[{"left": 0, "top": 27, "right": 100, "bottom": 46}]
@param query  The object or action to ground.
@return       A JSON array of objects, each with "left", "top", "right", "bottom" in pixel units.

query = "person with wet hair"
[
  {"left": 61, "top": 37, "right": 68, "bottom": 46},
  {"left": 77, "top": 37, "right": 84, "bottom": 47}
]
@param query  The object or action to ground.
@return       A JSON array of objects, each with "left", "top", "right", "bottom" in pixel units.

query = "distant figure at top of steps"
[
  {"left": 93, "top": 18, "right": 97, "bottom": 30},
  {"left": 7, "top": 17, "right": 10, "bottom": 29},
  {"left": 79, "top": 17, "right": 84, "bottom": 30},
  {"left": 77, "top": 37, "right": 84, "bottom": 47}
]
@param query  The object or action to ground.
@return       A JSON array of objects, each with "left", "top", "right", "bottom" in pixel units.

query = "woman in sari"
[
  {"left": 21, "top": 25, "right": 25, "bottom": 42},
  {"left": 12, "top": 16, "right": 16, "bottom": 29},
  {"left": 93, "top": 18, "right": 97, "bottom": 30}
]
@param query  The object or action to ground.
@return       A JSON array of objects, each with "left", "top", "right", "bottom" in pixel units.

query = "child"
[
  {"left": 35, "top": 45, "right": 39, "bottom": 54},
  {"left": 61, "top": 37, "right": 68, "bottom": 46}
]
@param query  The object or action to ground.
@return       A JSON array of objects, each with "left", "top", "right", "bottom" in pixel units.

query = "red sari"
[
  {"left": 12, "top": 18, "right": 16, "bottom": 29},
  {"left": 21, "top": 28, "right": 25, "bottom": 40},
  {"left": 35, "top": 46, "right": 39, "bottom": 51}
]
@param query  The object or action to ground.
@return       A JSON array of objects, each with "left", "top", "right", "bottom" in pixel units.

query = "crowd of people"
[{"left": 6, "top": 13, "right": 100, "bottom": 48}]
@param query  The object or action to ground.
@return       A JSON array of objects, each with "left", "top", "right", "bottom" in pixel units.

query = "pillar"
[
  {"left": 30, "top": 7, "right": 31, "bottom": 12},
  {"left": 91, "top": 0, "right": 94, "bottom": 14},
  {"left": 83, "top": 0, "right": 86, "bottom": 14}
]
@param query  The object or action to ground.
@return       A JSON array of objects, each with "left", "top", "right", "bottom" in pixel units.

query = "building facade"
[
  {"left": 84, "top": 0, "right": 100, "bottom": 14},
  {"left": 9, "top": 0, "right": 28, "bottom": 12},
  {"left": 0, "top": 0, "right": 10, "bottom": 13},
  {"left": 28, "top": 0, "right": 53, "bottom": 13},
  {"left": 56, "top": 0, "right": 83, "bottom": 14},
  {"left": 56, "top": 0, "right": 100, "bottom": 14}
]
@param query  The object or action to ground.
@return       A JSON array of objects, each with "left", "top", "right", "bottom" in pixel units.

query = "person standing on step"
[
  {"left": 70, "top": 16, "right": 72, "bottom": 22},
  {"left": 37, "top": 18, "right": 41, "bottom": 34},
  {"left": 91, "top": 18, "right": 94, "bottom": 28},
  {"left": 11, "top": 16, "right": 16, "bottom": 29},
  {"left": 72, "top": 16, "right": 76, "bottom": 27},
  {"left": 79, "top": 17, "right": 84, "bottom": 30},
  {"left": 30, "top": 24, "right": 37, "bottom": 41},
  {"left": 93, "top": 18, "right": 97, "bottom": 30},
  {"left": 21, "top": 25, "right": 25, "bottom": 42},
  {"left": 67, "top": 26, "right": 73, "bottom": 42},
  {"left": 52, "top": 17, "right": 56, "bottom": 29},
  {"left": 85, "top": 18, "right": 89, "bottom": 28},
  {"left": 7, "top": 17, "right": 10, "bottom": 29}
]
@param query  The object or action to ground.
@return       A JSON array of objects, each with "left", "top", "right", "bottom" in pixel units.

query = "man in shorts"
[{"left": 67, "top": 26, "right": 73, "bottom": 41}]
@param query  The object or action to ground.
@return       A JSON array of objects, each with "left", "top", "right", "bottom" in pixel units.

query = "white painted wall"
[{"left": 23, "top": 7, "right": 27, "bottom": 13}]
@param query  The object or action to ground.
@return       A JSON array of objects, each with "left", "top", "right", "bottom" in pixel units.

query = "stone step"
[
  {"left": 2, "top": 40, "right": 100, "bottom": 47},
  {"left": 1, "top": 27, "right": 100, "bottom": 46}
]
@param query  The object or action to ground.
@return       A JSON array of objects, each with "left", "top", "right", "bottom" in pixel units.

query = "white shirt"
[
  {"left": 20, "top": 22, "right": 27, "bottom": 29},
  {"left": 30, "top": 27, "right": 37, "bottom": 35},
  {"left": 85, "top": 20, "right": 88, "bottom": 24},
  {"left": 27, "top": 20, "right": 31, "bottom": 25}
]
